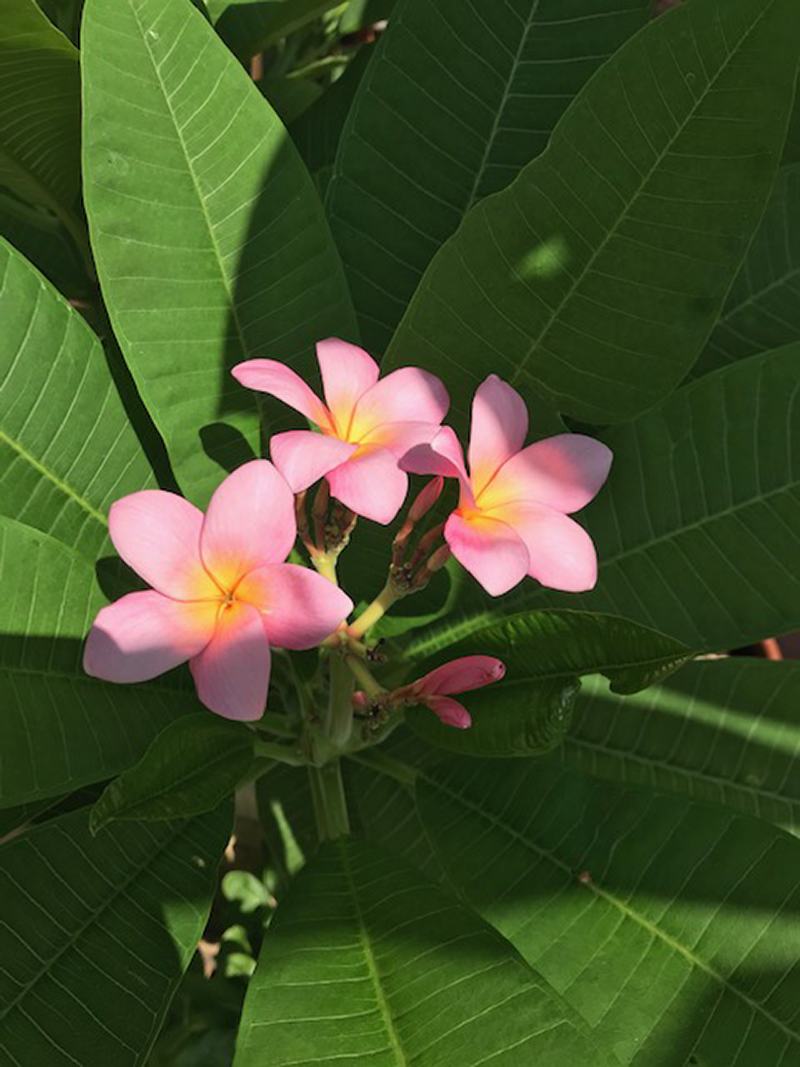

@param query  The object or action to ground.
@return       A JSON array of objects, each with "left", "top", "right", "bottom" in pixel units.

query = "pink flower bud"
[
  {"left": 408, "top": 476, "right": 444, "bottom": 523},
  {"left": 409, "top": 655, "right": 506, "bottom": 730}
]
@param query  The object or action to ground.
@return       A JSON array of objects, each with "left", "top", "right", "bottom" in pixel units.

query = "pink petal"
[
  {"left": 468, "top": 375, "right": 529, "bottom": 498},
  {"left": 350, "top": 367, "right": 449, "bottom": 440},
  {"left": 201, "top": 460, "right": 296, "bottom": 589},
  {"left": 190, "top": 602, "right": 271, "bottom": 721},
  {"left": 316, "top": 338, "right": 379, "bottom": 435},
  {"left": 444, "top": 511, "right": 529, "bottom": 597},
  {"left": 479, "top": 434, "right": 613, "bottom": 514},
  {"left": 360, "top": 420, "right": 442, "bottom": 458},
  {"left": 497, "top": 501, "right": 598, "bottom": 592},
  {"left": 270, "top": 430, "right": 357, "bottom": 493},
  {"left": 419, "top": 655, "right": 506, "bottom": 697},
  {"left": 326, "top": 446, "right": 409, "bottom": 524},
  {"left": 231, "top": 359, "right": 332, "bottom": 431},
  {"left": 108, "top": 491, "right": 219, "bottom": 600},
  {"left": 83, "top": 591, "right": 217, "bottom": 683},
  {"left": 401, "top": 427, "right": 474, "bottom": 507},
  {"left": 428, "top": 695, "right": 472, "bottom": 729},
  {"left": 237, "top": 563, "right": 353, "bottom": 649}
]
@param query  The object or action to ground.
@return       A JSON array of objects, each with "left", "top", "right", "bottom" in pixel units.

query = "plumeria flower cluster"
[{"left": 85, "top": 339, "right": 611, "bottom": 733}]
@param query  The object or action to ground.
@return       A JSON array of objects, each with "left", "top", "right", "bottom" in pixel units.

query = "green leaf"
[
  {"left": 233, "top": 836, "right": 614, "bottom": 1066},
  {"left": 384, "top": 0, "right": 800, "bottom": 429},
  {"left": 0, "top": 518, "right": 203, "bottom": 808},
  {"left": 0, "top": 803, "right": 231, "bottom": 1067},
  {"left": 258, "top": 75, "right": 322, "bottom": 125},
  {"left": 0, "top": 0, "right": 80, "bottom": 221},
  {"left": 290, "top": 45, "right": 372, "bottom": 198},
  {"left": 694, "top": 164, "right": 800, "bottom": 378},
  {"left": 404, "top": 610, "right": 692, "bottom": 758},
  {"left": 562, "top": 658, "right": 800, "bottom": 837},
  {"left": 0, "top": 237, "right": 154, "bottom": 559},
  {"left": 256, "top": 763, "right": 318, "bottom": 879},
  {"left": 82, "top": 0, "right": 357, "bottom": 506},
  {"left": 417, "top": 759, "right": 800, "bottom": 1067},
  {"left": 90, "top": 716, "right": 257, "bottom": 832},
  {"left": 329, "top": 0, "right": 651, "bottom": 353},
  {"left": 208, "top": 0, "right": 343, "bottom": 60},
  {"left": 339, "top": 0, "right": 395, "bottom": 34},
  {"left": 504, "top": 343, "right": 800, "bottom": 651}
]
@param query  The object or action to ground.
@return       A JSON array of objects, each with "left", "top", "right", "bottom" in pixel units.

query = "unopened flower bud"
[{"left": 408, "top": 476, "right": 443, "bottom": 524}]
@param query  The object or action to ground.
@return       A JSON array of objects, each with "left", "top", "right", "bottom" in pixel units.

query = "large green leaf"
[
  {"left": 694, "top": 164, "right": 800, "bottom": 378},
  {"left": 417, "top": 759, "right": 800, "bottom": 1067},
  {"left": 0, "top": 0, "right": 80, "bottom": 222},
  {"left": 562, "top": 658, "right": 800, "bottom": 837},
  {"left": 384, "top": 0, "right": 800, "bottom": 428},
  {"left": 233, "top": 836, "right": 613, "bottom": 1066},
  {"left": 82, "top": 0, "right": 357, "bottom": 505},
  {"left": 328, "top": 0, "right": 651, "bottom": 352},
  {"left": 0, "top": 803, "right": 231, "bottom": 1067},
  {"left": 0, "top": 238, "right": 154, "bottom": 560},
  {"left": 0, "top": 518, "right": 202, "bottom": 808},
  {"left": 90, "top": 716, "right": 258, "bottom": 832},
  {"left": 403, "top": 610, "right": 692, "bottom": 758},
  {"left": 504, "top": 344, "right": 800, "bottom": 651}
]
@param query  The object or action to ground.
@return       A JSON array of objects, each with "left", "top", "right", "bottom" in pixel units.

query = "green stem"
[
  {"left": 257, "top": 713, "right": 298, "bottom": 739},
  {"left": 253, "top": 741, "right": 306, "bottom": 766},
  {"left": 308, "top": 760, "right": 350, "bottom": 840},
  {"left": 313, "top": 552, "right": 338, "bottom": 585},
  {"left": 345, "top": 654, "right": 383, "bottom": 698},
  {"left": 348, "top": 581, "right": 401, "bottom": 640},
  {"left": 326, "top": 653, "right": 355, "bottom": 747},
  {"left": 346, "top": 749, "right": 418, "bottom": 788}
]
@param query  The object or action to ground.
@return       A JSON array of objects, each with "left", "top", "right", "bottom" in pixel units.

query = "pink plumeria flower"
[
  {"left": 408, "top": 656, "right": 506, "bottom": 729},
  {"left": 402, "top": 375, "right": 612, "bottom": 597},
  {"left": 83, "top": 461, "right": 352, "bottom": 721},
  {"left": 232, "top": 338, "right": 449, "bottom": 524}
]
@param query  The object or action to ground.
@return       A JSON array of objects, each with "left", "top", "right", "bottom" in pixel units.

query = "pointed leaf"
[
  {"left": 0, "top": 803, "right": 231, "bottom": 1067},
  {"left": 418, "top": 759, "right": 800, "bottom": 1067},
  {"left": 0, "top": 0, "right": 80, "bottom": 217},
  {"left": 329, "top": 0, "right": 652, "bottom": 352},
  {"left": 82, "top": 0, "right": 357, "bottom": 505},
  {"left": 694, "top": 164, "right": 800, "bottom": 378},
  {"left": 504, "top": 343, "right": 800, "bottom": 651},
  {"left": 385, "top": 0, "right": 800, "bottom": 427},
  {"left": 0, "top": 518, "right": 202, "bottom": 808},
  {"left": 233, "top": 836, "right": 613, "bottom": 1066},
  {"left": 208, "top": 0, "right": 343, "bottom": 60},
  {"left": 562, "top": 658, "right": 800, "bottom": 837},
  {"left": 90, "top": 716, "right": 258, "bottom": 832},
  {"left": 0, "top": 238, "right": 154, "bottom": 560},
  {"left": 404, "top": 610, "right": 692, "bottom": 757}
]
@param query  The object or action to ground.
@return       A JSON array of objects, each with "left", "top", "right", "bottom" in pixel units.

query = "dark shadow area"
[{"left": 200, "top": 422, "right": 257, "bottom": 475}]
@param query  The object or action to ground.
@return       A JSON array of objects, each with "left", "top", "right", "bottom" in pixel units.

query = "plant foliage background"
[{"left": 1, "top": 0, "right": 799, "bottom": 1065}]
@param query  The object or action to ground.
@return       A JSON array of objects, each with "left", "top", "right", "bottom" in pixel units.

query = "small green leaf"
[
  {"left": 417, "top": 759, "right": 800, "bottom": 1067},
  {"left": 0, "top": 803, "right": 231, "bottom": 1067},
  {"left": 405, "top": 610, "right": 692, "bottom": 757},
  {"left": 385, "top": 0, "right": 800, "bottom": 428},
  {"left": 694, "top": 163, "right": 800, "bottom": 378},
  {"left": 90, "top": 716, "right": 257, "bottom": 832},
  {"left": 222, "top": 870, "right": 274, "bottom": 914},
  {"left": 233, "top": 836, "right": 615, "bottom": 1066},
  {"left": 0, "top": 0, "right": 80, "bottom": 220},
  {"left": 563, "top": 657, "right": 800, "bottom": 837},
  {"left": 208, "top": 0, "right": 343, "bottom": 60}
]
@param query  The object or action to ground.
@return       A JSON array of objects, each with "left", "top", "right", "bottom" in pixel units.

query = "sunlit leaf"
[{"left": 233, "top": 836, "right": 615, "bottom": 1066}]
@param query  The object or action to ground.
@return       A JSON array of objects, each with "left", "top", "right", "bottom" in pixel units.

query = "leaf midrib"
[
  {"left": 1, "top": 428, "right": 107, "bottom": 530},
  {"left": 339, "top": 842, "right": 410, "bottom": 1067},
  {"left": 419, "top": 767, "right": 800, "bottom": 1044},
  {"left": 507, "top": 0, "right": 780, "bottom": 391}
]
